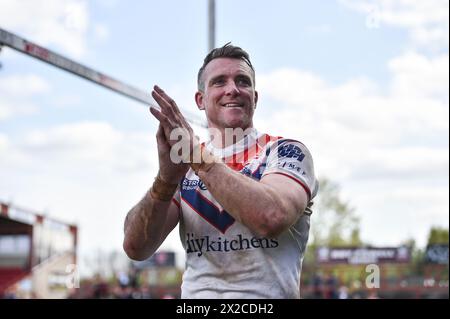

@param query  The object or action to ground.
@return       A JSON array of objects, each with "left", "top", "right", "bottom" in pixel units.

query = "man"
[{"left": 123, "top": 43, "right": 318, "bottom": 298}]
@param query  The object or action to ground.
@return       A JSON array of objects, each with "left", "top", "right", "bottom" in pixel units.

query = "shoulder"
[
  {"left": 260, "top": 134, "right": 318, "bottom": 199},
  {"left": 263, "top": 136, "right": 312, "bottom": 159}
]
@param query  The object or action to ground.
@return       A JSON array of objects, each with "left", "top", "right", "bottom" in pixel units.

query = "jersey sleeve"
[{"left": 262, "top": 139, "right": 318, "bottom": 200}]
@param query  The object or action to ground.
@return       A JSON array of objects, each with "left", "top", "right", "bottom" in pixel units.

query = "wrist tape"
[{"left": 150, "top": 173, "right": 178, "bottom": 201}]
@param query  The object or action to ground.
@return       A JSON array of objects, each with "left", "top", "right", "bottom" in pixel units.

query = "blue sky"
[{"left": 1, "top": 0, "right": 448, "bottom": 275}]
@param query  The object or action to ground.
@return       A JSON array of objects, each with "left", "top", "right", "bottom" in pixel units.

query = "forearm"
[
  {"left": 198, "top": 163, "right": 289, "bottom": 237},
  {"left": 123, "top": 189, "right": 172, "bottom": 260}
]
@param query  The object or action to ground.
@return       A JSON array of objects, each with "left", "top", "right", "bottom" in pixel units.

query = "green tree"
[
  {"left": 309, "top": 177, "right": 362, "bottom": 247},
  {"left": 427, "top": 227, "right": 449, "bottom": 245},
  {"left": 302, "top": 177, "right": 363, "bottom": 284},
  {"left": 400, "top": 238, "right": 424, "bottom": 276}
]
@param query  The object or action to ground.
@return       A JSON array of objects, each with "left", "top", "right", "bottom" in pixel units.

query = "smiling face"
[{"left": 195, "top": 57, "right": 258, "bottom": 130}]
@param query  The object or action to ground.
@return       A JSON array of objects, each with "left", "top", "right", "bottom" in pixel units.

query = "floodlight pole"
[{"left": 208, "top": 0, "right": 216, "bottom": 52}]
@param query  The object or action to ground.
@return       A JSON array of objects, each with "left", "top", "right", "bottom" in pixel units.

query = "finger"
[
  {"left": 151, "top": 90, "right": 170, "bottom": 114},
  {"left": 149, "top": 105, "right": 163, "bottom": 121},
  {"left": 153, "top": 87, "right": 195, "bottom": 137},
  {"left": 149, "top": 106, "right": 173, "bottom": 128},
  {"left": 154, "top": 86, "right": 193, "bottom": 131},
  {"left": 153, "top": 87, "right": 194, "bottom": 135},
  {"left": 156, "top": 127, "right": 163, "bottom": 143},
  {"left": 156, "top": 123, "right": 163, "bottom": 139},
  {"left": 153, "top": 85, "right": 176, "bottom": 110},
  {"left": 151, "top": 108, "right": 176, "bottom": 143},
  {"left": 152, "top": 90, "right": 177, "bottom": 121},
  {"left": 154, "top": 85, "right": 183, "bottom": 116},
  {"left": 180, "top": 115, "right": 192, "bottom": 131},
  {"left": 156, "top": 123, "right": 167, "bottom": 143},
  {"left": 153, "top": 87, "right": 196, "bottom": 140}
]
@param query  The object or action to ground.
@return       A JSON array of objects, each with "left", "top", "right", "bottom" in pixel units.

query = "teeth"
[{"left": 224, "top": 103, "right": 240, "bottom": 107}]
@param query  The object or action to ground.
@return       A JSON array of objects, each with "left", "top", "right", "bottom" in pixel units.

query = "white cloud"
[
  {"left": 349, "top": 147, "right": 449, "bottom": 180},
  {"left": 15, "top": 121, "right": 156, "bottom": 174},
  {"left": 0, "top": 121, "right": 162, "bottom": 275},
  {"left": 0, "top": 74, "right": 50, "bottom": 120},
  {"left": 389, "top": 51, "right": 449, "bottom": 98},
  {"left": 339, "top": 0, "right": 449, "bottom": 50},
  {"left": 346, "top": 184, "right": 449, "bottom": 247},
  {"left": 0, "top": 101, "right": 37, "bottom": 121},
  {"left": 0, "top": 133, "right": 8, "bottom": 151},
  {"left": 257, "top": 53, "right": 449, "bottom": 153},
  {"left": 0, "top": 74, "right": 51, "bottom": 96},
  {"left": 0, "top": 0, "right": 94, "bottom": 57},
  {"left": 255, "top": 50, "right": 448, "bottom": 247},
  {"left": 23, "top": 122, "right": 121, "bottom": 155}
]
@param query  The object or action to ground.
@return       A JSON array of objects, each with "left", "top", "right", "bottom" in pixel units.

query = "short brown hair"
[{"left": 197, "top": 42, "right": 255, "bottom": 91}]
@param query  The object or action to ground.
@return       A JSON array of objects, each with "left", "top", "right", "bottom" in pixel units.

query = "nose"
[{"left": 224, "top": 80, "right": 240, "bottom": 96}]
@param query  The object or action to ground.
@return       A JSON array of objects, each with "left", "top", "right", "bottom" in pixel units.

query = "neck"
[{"left": 208, "top": 125, "right": 255, "bottom": 148}]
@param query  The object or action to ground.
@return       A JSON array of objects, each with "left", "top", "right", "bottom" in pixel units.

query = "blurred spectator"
[
  {"left": 118, "top": 271, "right": 129, "bottom": 288},
  {"left": 92, "top": 281, "right": 110, "bottom": 299},
  {"left": 367, "top": 291, "right": 379, "bottom": 299},
  {"left": 324, "top": 274, "right": 338, "bottom": 299},
  {"left": 338, "top": 285, "right": 349, "bottom": 299},
  {"left": 313, "top": 273, "right": 324, "bottom": 299}
]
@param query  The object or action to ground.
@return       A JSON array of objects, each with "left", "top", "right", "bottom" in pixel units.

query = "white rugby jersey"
[{"left": 172, "top": 128, "right": 318, "bottom": 299}]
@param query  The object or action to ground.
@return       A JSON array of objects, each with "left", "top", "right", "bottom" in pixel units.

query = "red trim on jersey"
[
  {"left": 195, "top": 189, "right": 221, "bottom": 210},
  {"left": 172, "top": 198, "right": 180, "bottom": 208},
  {"left": 225, "top": 161, "right": 245, "bottom": 171},
  {"left": 181, "top": 196, "right": 206, "bottom": 221},
  {"left": 223, "top": 133, "right": 283, "bottom": 171},
  {"left": 194, "top": 190, "right": 235, "bottom": 233},
  {"left": 172, "top": 197, "right": 181, "bottom": 219},
  {"left": 264, "top": 171, "right": 311, "bottom": 200}
]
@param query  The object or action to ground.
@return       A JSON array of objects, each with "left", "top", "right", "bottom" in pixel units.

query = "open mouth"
[{"left": 222, "top": 102, "right": 244, "bottom": 108}]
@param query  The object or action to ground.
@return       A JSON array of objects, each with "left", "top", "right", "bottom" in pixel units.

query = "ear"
[
  {"left": 195, "top": 91, "right": 205, "bottom": 110},
  {"left": 254, "top": 90, "right": 258, "bottom": 109}
]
